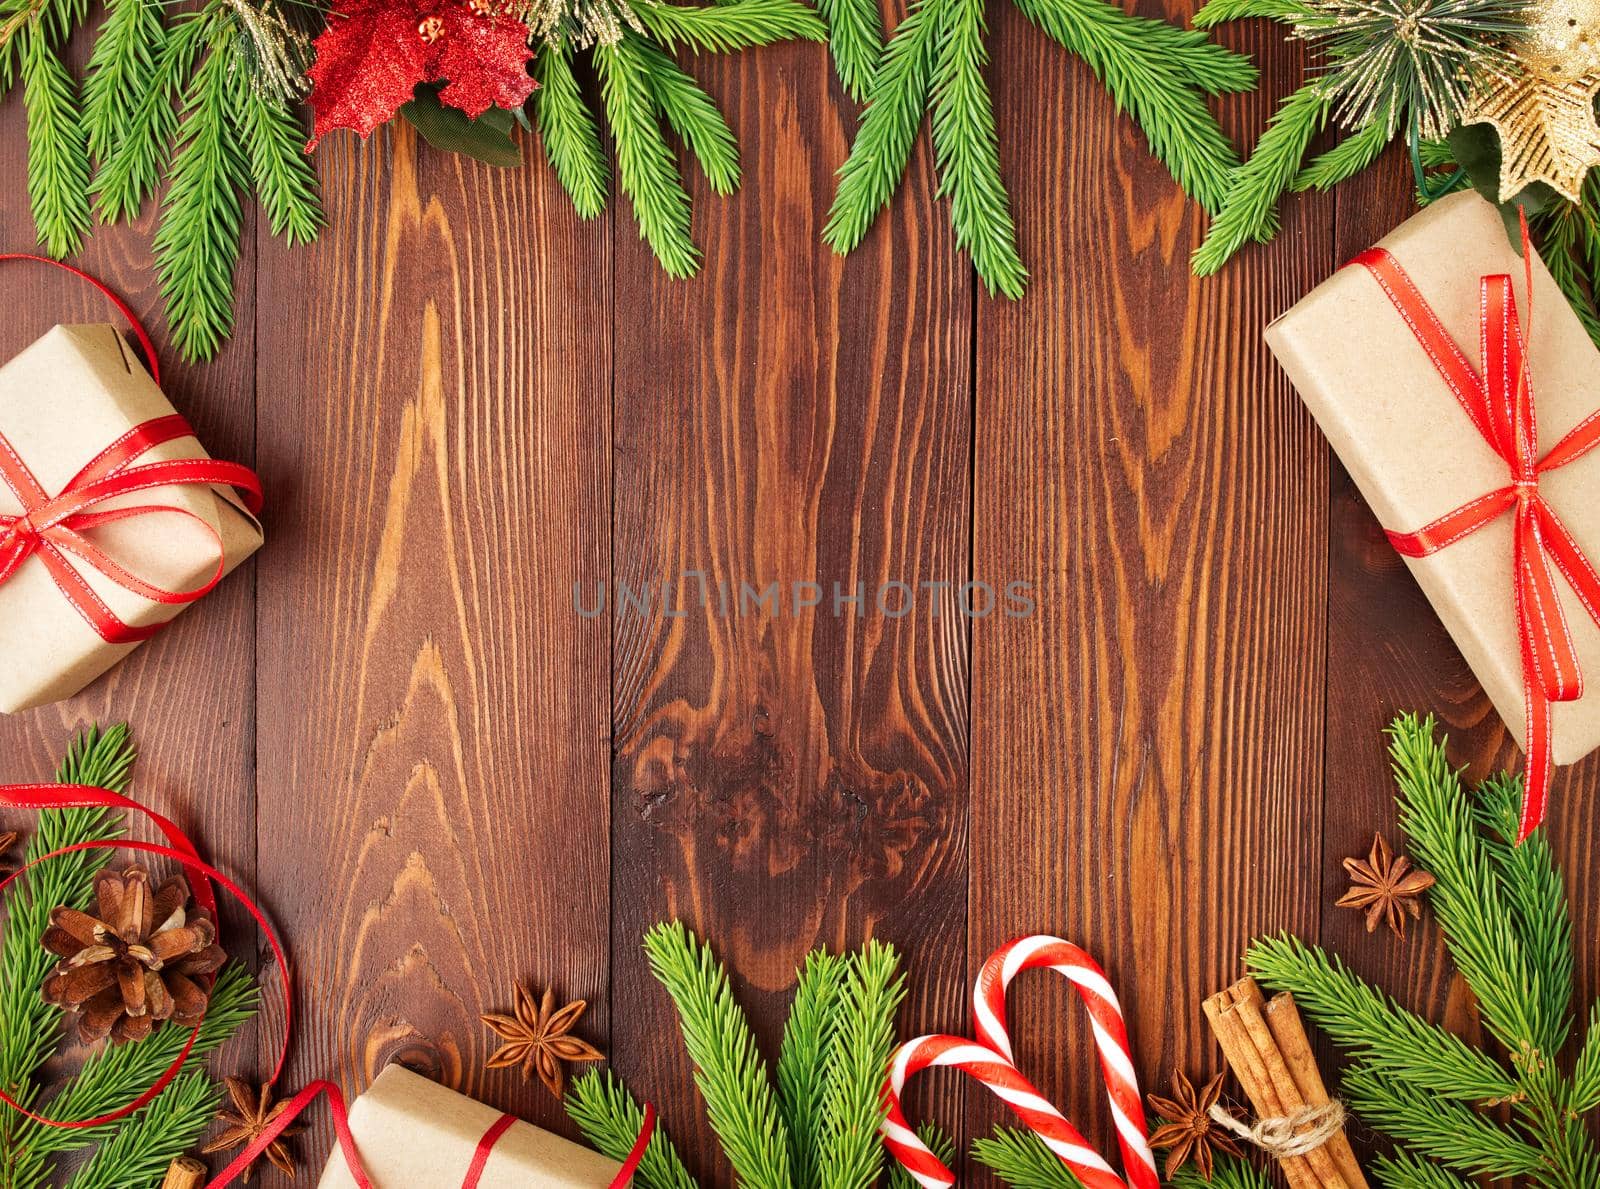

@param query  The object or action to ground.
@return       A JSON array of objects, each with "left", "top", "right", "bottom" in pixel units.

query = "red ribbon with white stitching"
[
  {"left": 0, "top": 780, "right": 652, "bottom": 1188},
  {"left": 0, "top": 254, "right": 263, "bottom": 644},
  {"left": 1351, "top": 211, "right": 1600, "bottom": 840},
  {"left": 881, "top": 935, "right": 1158, "bottom": 1189}
]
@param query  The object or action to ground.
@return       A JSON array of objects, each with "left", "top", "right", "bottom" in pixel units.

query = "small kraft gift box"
[
  {"left": 316, "top": 1064, "right": 625, "bottom": 1188},
  {"left": 0, "top": 321, "right": 261, "bottom": 713},
  {"left": 1266, "top": 190, "right": 1600, "bottom": 838}
]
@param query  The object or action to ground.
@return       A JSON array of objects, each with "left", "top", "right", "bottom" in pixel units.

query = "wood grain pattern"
[
  {"left": 969, "top": 0, "right": 1333, "bottom": 1155},
  {"left": 1, "top": 12, "right": 1599, "bottom": 1188},
  {"left": 606, "top": 32, "right": 974, "bottom": 1180},
  {"left": 251, "top": 123, "right": 612, "bottom": 1178}
]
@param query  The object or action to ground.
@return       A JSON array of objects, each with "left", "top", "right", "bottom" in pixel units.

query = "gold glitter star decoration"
[{"left": 1464, "top": 0, "right": 1600, "bottom": 200}]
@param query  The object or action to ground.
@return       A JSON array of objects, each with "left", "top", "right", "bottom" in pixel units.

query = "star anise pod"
[
  {"left": 201, "top": 1077, "right": 306, "bottom": 1182},
  {"left": 1337, "top": 832, "right": 1436, "bottom": 938},
  {"left": 481, "top": 984, "right": 604, "bottom": 1099},
  {"left": 1147, "top": 1071, "right": 1244, "bottom": 1182},
  {"left": 40, "top": 866, "right": 226, "bottom": 1044}
]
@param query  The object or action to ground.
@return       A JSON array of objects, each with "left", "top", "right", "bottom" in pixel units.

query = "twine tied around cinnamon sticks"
[{"left": 1203, "top": 977, "right": 1368, "bottom": 1189}]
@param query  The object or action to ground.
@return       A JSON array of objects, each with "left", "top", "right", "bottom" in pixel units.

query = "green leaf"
[
  {"left": 633, "top": 37, "right": 740, "bottom": 194},
  {"left": 80, "top": 0, "right": 166, "bottom": 165},
  {"left": 631, "top": 0, "right": 827, "bottom": 53},
  {"left": 643, "top": 922, "right": 793, "bottom": 1189},
  {"left": 1574, "top": 1001, "right": 1600, "bottom": 1113},
  {"left": 567, "top": 1071, "right": 700, "bottom": 1189},
  {"left": 598, "top": 35, "right": 699, "bottom": 277},
  {"left": 235, "top": 78, "right": 324, "bottom": 244},
  {"left": 971, "top": 1128, "right": 1086, "bottom": 1189},
  {"left": 61, "top": 1073, "right": 223, "bottom": 1189},
  {"left": 817, "top": 941, "right": 905, "bottom": 1189},
  {"left": 1192, "top": 0, "right": 1307, "bottom": 25},
  {"left": 1341, "top": 1064, "right": 1544, "bottom": 1179},
  {"left": 1369, "top": 1151, "right": 1477, "bottom": 1189},
  {"left": 929, "top": 0, "right": 1028, "bottom": 297},
  {"left": 777, "top": 951, "right": 846, "bottom": 1189},
  {"left": 822, "top": 0, "right": 938, "bottom": 255},
  {"left": 815, "top": 0, "right": 883, "bottom": 101},
  {"left": 21, "top": 26, "right": 90, "bottom": 258},
  {"left": 1192, "top": 81, "right": 1329, "bottom": 274},
  {"left": 1292, "top": 116, "right": 1394, "bottom": 191},
  {"left": 402, "top": 84, "right": 524, "bottom": 168},
  {"left": 533, "top": 43, "right": 609, "bottom": 218}
]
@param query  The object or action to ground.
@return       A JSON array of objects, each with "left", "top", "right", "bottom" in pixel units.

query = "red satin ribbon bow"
[
  {"left": 0, "top": 254, "right": 262, "bottom": 645},
  {"left": 1352, "top": 213, "right": 1600, "bottom": 841},
  {"left": 0, "top": 779, "right": 654, "bottom": 1188}
]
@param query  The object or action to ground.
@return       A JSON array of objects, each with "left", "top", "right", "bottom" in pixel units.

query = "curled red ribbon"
[
  {"left": 0, "top": 779, "right": 653, "bottom": 1188},
  {"left": 1352, "top": 211, "right": 1600, "bottom": 840},
  {"left": 0, "top": 255, "right": 263, "bottom": 645}
]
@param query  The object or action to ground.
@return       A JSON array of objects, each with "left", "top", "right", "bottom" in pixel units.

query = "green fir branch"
[
  {"left": 928, "top": 0, "right": 1027, "bottom": 298},
  {"left": 233, "top": 78, "right": 323, "bottom": 244},
  {"left": 643, "top": 921, "right": 793, "bottom": 1189},
  {"left": 971, "top": 1128, "right": 1085, "bottom": 1188},
  {"left": 1192, "top": 81, "right": 1329, "bottom": 274},
  {"left": 1167, "top": 1146, "right": 1273, "bottom": 1189},
  {"left": 816, "top": 940, "right": 905, "bottom": 1189},
  {"left": 80, "top": 0, "right": 165, "bottom": 165},
  {"left": 1011, "top": 0, "right": 1250, "bottom": 209},
  {"left": 1388, "top": 715, "right": 1562, "bottom": 1061},
  {"left": 153, "top": 28, "right": 250, "bottom": 361},
  {"left": 1340, "top": 1064, "right": 1544, "bottom": 1180},
  {"left": 1369, "top": 1150, "right": 1477, "bottom": 1189},
  {"left": 633, "top": 37, "right": 740, "bottom": 194},
  {"left": 1192, "top": 0, "right": 1308, "bottom": 25},
  {"left": 1247, "top": 934, "right": 1519, "bottom": 1102},
  {"left": 91, "top": 14, "right": 204, "bottom": 223},
  {"left": 21, "top": 25, "right": 90, "bottom": 258},
  {"left": 1574, "top": 1001, "right": 1600, "bottom": 1114},
  {"left": 567, "top": 1070, "right": 700, "bottom": 1189},
  {"left": 61, "top": 1073, "right": 222, "bottom": 1189},
  {"left": 822, "top": 0, "right": 937, "bottom": 254},
  {"left": 1291, "top": 116, "right": 1394, "bottom": 191},
  {"left": 533, "top": 43, "right": 609, "bottom": 218},
  {"left": 815, "top": 0, "right": 882, "bottom": 101},
  {"left": 630, "top": 0, "right": 827, "bottom": 53},
  {"left": 777, "top": 952, "right": 846, "bottom": 1189},
  {"left": 598, "top": 34, "right": 699, "bottom": 277},
  {"left": 4, "top": 963, "right": 259, "bottom": 1189}
]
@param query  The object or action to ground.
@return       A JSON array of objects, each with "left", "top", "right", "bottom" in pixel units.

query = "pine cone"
[{"left": 41, "top": 866, "right": 226, "bottom": 1044}]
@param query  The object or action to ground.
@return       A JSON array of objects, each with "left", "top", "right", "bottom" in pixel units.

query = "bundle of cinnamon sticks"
[{"left": 1203, "top": 977, "right": 1367, "bottom": 1189}]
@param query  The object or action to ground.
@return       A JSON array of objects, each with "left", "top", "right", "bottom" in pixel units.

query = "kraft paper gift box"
[
  {"left": 0, "top": 324, "right": 261, "bottom": 713},
  {"left": 1266, "top": 190, "right": 1600, "bottom": 802},
  {"left": 316, "top": 1064, "right": 624, "bottom": 1188}
]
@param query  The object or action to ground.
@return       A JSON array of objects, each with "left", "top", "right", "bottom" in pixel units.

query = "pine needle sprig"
[
  {"left": 633, "top": 37, "right": 740, "bottom": 195},
  {"left": 596, "top": 34, "right": 699, "bottom": 277},
  {"left": 233, "top": 78, "right": 323, "bottom": 244},
  {"left": 972, "top": 1128, "right": 1086, "bottom": 1187},
  {"left": 1191, "top": 81, "right": 1328, "bottom": 274},
  {"left": 821, "top": 0, "right": 937, "bottom": 256},
  {"left": 928, "top": 0, "right": 1027, "bottom": 299},
  {"left": 90, "top": 15, "right": 205, "bottom": 222},
  {"left": 79, "top": 0, "right": 166, "bottom": 165},
  {"left": 21, "top": 25, "right": 90, "bottom": 259},
  {"left": 1291, "top": 112, "right": 1394, "bottom": 191},
  {"left": 643, "top": 921, "right": 794, "bottom": 1189},
  {"left": 1368, "top": 1150, "right": 1477, "bottom": 1189},
  {"left": 1009, "top": 0, "right": 1252, "bottom": 211},
  {"left": 532, "top": 43, "right": 609, "bottom": 218},
  {"left": 0, "top": 724, "right": 132, "bottom": 1123},
  {"left": 59, "top": 1073, "right": 222, "bottom": 1189},
  {"left": 153, "top": 22, "right": 251, "bottom": 362},
  {"left": 1575, "top": 1002, "right": 1600, "bottom": 1114},
  {"left": 1167, "top": 1146, "right": 1273, "bottom": 1189},
  {"left": 813, "top": 0, "right": 881, "bottom": 101},
  {"left": 567, "top": 1070, "right": 700, "bottom": 1189},
  {"left": 777, "top": 951, "right": 846, "bottom": 1189},
  {"left": 629, "top": 0, "right": 826, "bottom": 54},
  {"left": 816, "top": 940, "right": 906, "bottom": 1189},
  {"left": 3, "top": 963, "right": 259, "bottom": 1189}
]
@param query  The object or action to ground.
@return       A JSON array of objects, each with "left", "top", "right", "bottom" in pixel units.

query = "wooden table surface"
[{"left": 3, "top": 6, "right": 1599, "bottom": 1185}]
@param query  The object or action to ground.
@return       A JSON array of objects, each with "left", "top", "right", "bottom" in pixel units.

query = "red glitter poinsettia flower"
[{"left": 307, "top": 0, "right": 536, "bottom": 146}]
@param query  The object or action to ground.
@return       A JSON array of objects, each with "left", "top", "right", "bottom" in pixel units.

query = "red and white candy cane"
[{"left": 880, "top": 935, "right": 1159, "bottom": 1189}]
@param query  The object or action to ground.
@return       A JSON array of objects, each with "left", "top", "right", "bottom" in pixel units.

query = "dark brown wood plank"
[
  {"left": 969, "top": 4, "right": 1333, "bottom": 1167},
  {"left": 251, "top": 125, "right": 612, "bottom": 1184},
  {"left": 1326, "top": 159, "right": 1600, "bottom": 1076},
  {"left": 605, "top": 34, "right": 974, "bottom": 1179}
]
